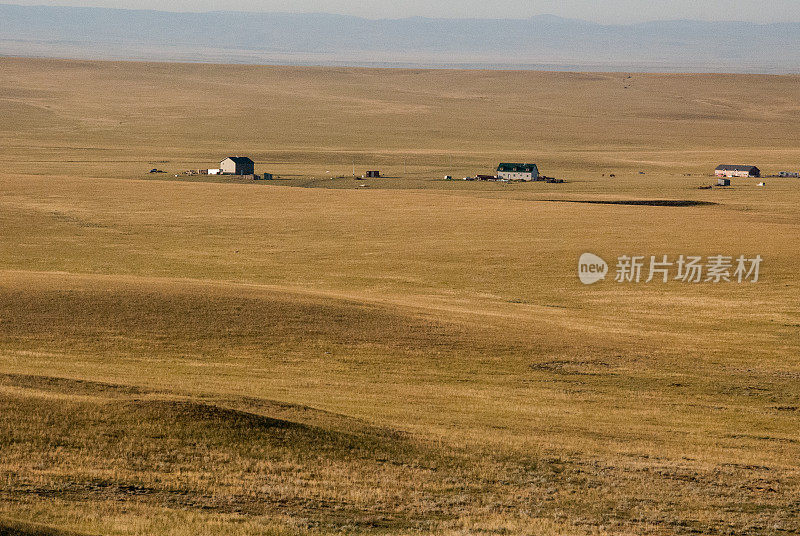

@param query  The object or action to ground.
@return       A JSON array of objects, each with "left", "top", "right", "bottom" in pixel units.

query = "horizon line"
[{"left": 3, "top": 3, "right": 800, "bottom": 25}]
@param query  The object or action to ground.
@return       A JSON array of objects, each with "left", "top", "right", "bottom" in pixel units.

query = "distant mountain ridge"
[{"left": 1, "top": 4, "right": 799, "bottom": 73}]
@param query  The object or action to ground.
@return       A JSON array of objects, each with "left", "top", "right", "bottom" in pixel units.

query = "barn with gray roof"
[
  {"left": 220, "top": 157, "right": 255, "bottom": 176},
  {"left": 715, "top": 165, "right": 760, "bottom": 178}
]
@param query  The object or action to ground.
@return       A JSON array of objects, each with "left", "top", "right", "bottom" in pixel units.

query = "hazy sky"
[{"left": 7, "top": 0, "right": 800, "bottom": 23}]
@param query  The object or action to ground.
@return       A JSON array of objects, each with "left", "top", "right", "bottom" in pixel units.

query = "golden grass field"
[{"left": 0, "top": 57, "right": 799, "bottom": 535}]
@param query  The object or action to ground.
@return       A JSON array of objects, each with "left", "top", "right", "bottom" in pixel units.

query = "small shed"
[
  {"left": 261, "top": 173, "right": 273, "bottom": 180},
  {"left": 366, "top": 170, "right": 380, "bottom": 178},
  {"left": 220, "top": 156, "right": 255, "bottom": 176},
  {"left": 717, "top": 178, "right": 731, "bottom": 186}
]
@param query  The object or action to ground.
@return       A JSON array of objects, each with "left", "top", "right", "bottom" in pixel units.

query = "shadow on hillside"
[{"left": 544, "top": 199, "right": 717, "bottom": 207}]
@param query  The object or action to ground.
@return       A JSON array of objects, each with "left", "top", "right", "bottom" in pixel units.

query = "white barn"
[{"left": 220, "top": 156, "right": 255, "bottom": 176}]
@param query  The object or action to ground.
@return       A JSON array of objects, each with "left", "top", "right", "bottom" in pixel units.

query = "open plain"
[{"left": 0, "top": 58, "right": 799, "bottom": 535}]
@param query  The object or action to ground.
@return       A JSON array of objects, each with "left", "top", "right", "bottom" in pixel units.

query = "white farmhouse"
[{"left": 497, "top": 163, "right": 539, "bottom": 181}]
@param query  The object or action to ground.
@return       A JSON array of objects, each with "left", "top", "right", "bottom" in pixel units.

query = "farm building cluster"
[
  {"left": 711, "top": 164, "right": 798, "bottom": 186},
  {"left": 172, "top": 157, "right": 273, "bottom": 180},
  {"left": 151, "top": 157, "right": 796, "bottom": 186},
  {"left": 462, "top": 163, "right": 564, "bottom": 183}
]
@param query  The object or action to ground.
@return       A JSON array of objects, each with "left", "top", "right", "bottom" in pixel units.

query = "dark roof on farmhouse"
[
  {"left": 716, "top": 165, "right": 759, "bottom": 172},
  {"left": 497, "top": 163, "right": 538, "bottom": 173},
  {"left": 224, "top": 156, "right": 254, "bottom": 164}
]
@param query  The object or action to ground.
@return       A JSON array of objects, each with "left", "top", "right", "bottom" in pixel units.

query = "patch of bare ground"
[{"left": 529, "top": 359, "right": 618, "bottom": 377}]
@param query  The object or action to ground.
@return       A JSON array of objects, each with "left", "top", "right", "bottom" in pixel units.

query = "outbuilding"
[
  {"left": 497, "top": 163, "right": 539, "bottom": 181},
  {"left": 220, "top": 157, "right": 255, "bottom": 176},
  {"left": 366, "top": 170, "right": 380, "bottom": 178},
  {"left": 715, "top": 165, "right": 760, "bottom": 178}
]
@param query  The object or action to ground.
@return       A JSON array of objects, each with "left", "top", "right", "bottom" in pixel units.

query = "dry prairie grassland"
[{"left": 0, "top": 58, "right": 799, "bottom": 535}]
